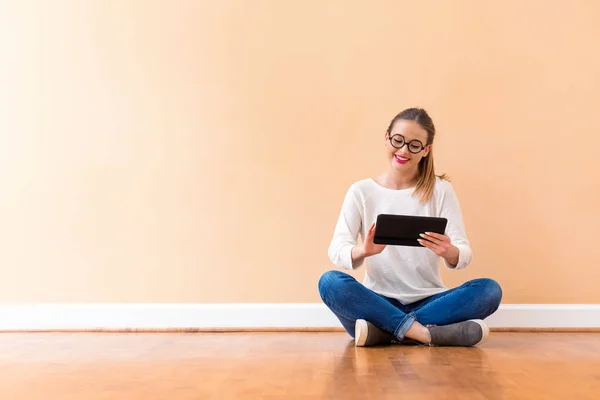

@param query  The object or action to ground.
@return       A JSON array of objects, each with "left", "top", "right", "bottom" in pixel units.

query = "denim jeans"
[{"left": 318, "top": 270, "right": 502, "bottom": 340}]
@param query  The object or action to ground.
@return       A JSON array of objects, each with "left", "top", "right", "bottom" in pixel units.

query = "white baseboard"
[{"left": 0, "top": 303, "right": 599, "bottom": 331}]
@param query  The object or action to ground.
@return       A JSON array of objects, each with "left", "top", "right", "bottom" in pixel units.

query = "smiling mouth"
[{"left": 394, "top": 154, "right": 409, "bottom": 164}]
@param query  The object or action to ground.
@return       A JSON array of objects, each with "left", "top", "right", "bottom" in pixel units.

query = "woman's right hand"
[{"left": 362, "top": 222, "right": 386, "bottom": 257}]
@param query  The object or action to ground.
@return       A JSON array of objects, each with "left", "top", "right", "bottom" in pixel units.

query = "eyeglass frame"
[{"left": 387, "top": 133, "right": 429, "bottom": 154}]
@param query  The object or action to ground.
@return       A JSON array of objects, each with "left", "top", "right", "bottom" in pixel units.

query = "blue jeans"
[{"left": 318, "top": 270, "right": 502, "bottom": 340}]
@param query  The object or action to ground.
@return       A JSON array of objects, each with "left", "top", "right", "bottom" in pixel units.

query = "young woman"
[{"left": 319, "top": 108, "right": 502, "bottom": 347}]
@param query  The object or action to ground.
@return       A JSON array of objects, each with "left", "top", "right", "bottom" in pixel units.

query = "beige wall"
[{"left": 1, "top": 1, "right": 599, "bottom": 304}]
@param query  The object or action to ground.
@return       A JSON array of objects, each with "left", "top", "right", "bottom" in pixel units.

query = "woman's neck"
[{"left": 377, "top": 168, "right": 419, "bottom": 190}]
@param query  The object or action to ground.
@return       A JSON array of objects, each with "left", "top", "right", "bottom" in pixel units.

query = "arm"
[
  {"left": 439, "top": 181, "right": 472, "bottom": 270},
  {"left": 327, "top": 185, "right": 364, "bottom": 270},
  {"left": 419, "top": 181, "right": 473, "bottom": 268},
  {"left": 349, "top": 222, "right": 386, "bottom": 266},
  {"left": 350, "top": 246, "right": 366, "bottom": 267},
  {"left": 441, "top": 243, "right": 460, "bottom": 268}
]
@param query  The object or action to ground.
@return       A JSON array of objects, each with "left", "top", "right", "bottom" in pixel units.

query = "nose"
[{"left": 395, "top": 145, "right": 410, "bottom": 156}]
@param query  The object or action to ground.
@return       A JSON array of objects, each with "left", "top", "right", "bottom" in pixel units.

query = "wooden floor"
[{"left": 0, "top": 332, "right": 599, "bottom": 400}]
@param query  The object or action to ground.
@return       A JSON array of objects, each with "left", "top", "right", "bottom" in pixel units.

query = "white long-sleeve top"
[{"left": 327, "top": 177, "right": 472, "bottom": 304}]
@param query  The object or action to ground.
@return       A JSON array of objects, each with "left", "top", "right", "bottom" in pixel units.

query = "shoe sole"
[
  {"left": 469, "top": 319, "right": 490, "bottom": 346},
  {"left": 355, "top": 319, "right": 368, "bottom": 347}
]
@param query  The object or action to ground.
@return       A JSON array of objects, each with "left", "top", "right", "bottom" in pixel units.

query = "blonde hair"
[{"left": 386, "top": 108, "right": 450, "bottom": 203}]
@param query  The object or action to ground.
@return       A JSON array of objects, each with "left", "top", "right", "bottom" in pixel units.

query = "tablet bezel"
[{"left": 373, "top": 214, "right": 448, "bottom": 247}]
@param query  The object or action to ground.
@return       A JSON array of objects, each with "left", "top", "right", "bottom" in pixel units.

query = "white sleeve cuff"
[
  {"left": 444, "top": 244, "right": 471, "bottom": 270},
  {"left": 342, "top": 244, "right": 363, "bottom": 270}
]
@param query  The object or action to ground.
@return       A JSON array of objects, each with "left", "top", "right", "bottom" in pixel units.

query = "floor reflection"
[{"left": 322, "top": 339, "right": 502, "bottom": 399}]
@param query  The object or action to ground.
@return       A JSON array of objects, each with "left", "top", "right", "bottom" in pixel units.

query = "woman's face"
[{"left": 385, "top": 119, "right": 431, "bottom": 172}]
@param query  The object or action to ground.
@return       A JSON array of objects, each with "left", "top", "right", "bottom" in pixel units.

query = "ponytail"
[{"left": 413, "top": 149, "right": 449, "bottom": 203}]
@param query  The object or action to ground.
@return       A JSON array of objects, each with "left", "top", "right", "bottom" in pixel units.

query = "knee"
[
  {"left": 478, "top": 278, "right": 503, "bottom": 312},
  {"left": 318, "top": 270, "right": 351, "bottom": 301}
]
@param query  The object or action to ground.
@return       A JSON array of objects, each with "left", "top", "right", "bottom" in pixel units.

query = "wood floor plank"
[{"left": 0, "top": 332, "right": 598, "bottom": 399}]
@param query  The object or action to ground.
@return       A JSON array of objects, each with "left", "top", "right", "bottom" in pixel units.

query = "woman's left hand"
[{"left": 418, "top": 232, "right": 452, "bottom": 258}]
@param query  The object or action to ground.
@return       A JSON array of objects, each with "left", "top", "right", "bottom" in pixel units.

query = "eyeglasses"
[{"left": 388, "top": 134, "right": 427, "bottom": 154}]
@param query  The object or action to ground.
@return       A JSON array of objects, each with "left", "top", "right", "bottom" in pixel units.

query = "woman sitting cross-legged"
[{"left": 318, "top": 107, "right": 502, "bottom": 347}]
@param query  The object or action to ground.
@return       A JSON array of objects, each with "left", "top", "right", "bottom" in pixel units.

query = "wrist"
[
  {"left": 357, "top": 245, "right": 368, "bottom": 258},
  {"left": 351, "top": 245, "right": 366, "bottom": 264},
  {"left": 443, "top": 245, "right": 460, "bottom": 267}
]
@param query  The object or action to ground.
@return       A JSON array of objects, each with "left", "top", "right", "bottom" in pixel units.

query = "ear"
[{"left": 423, "top": 144, "right": 432, "bottom": 157}]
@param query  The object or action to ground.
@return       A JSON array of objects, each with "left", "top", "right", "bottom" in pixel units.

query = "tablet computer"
[{"left": 373, "top": 214, "right": 448, "bottom": 246}]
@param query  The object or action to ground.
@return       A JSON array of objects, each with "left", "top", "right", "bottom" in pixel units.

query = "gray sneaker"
[
  {"left": 427, "top": 319, "right": 490, "bottom": 347},
  {"left": 354, "top": 319, "right": 397, "bottom": 347}
]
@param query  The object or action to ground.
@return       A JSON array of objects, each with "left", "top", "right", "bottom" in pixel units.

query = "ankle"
[
  {"left": 423, "top": 326, "right": 432, "bottom": 344},
  {"left": 419, "top": 325, "right": 432, "bottom": 344},
  {"left": 404, "top": 322, "right": 432, "bottom": 344}
]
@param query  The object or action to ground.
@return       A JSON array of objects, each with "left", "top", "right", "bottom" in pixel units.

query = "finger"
[
  {"left": 418, "top": 238, "right": 434, "bottom": 247},
  {"left": 419, "top": 233, "right": 443, "bottom": 245},
  {"left": 418, "top": 239, "right": 443, "bottom": 254},
  {"left": 423, "top": 232, "right": 449, "bottom": 242},
  {"left": 421, "top": 233, "right": 449, "bottom": 245},
  {"left": 366, "top": 224, "right": 375, "bottom": 239}
]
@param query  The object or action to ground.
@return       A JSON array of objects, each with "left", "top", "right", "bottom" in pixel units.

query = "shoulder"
[
  {"left": 433, "top": 176, "right": 455, "bottom": 193},
  {"left": 341, "top": 178, "right": 377, "bottom": 203},
  {"left": 347, "top": 178, "right": 375, "bottom": 193},
  {"left": 432, "top": 176, "right": 459, "bottom": 202}
]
